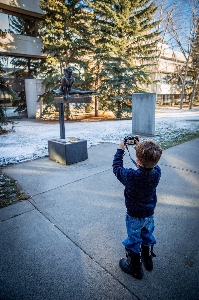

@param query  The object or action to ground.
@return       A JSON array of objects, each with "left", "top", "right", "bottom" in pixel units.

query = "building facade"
[
  {"left": 149, "top": 43, "right": 187, "bottom": 105},
  {"left": 0, "top": 0, "right": 43, "bottom": 58},
  {"left": 0, "top": 0, "right": 44, "bottom": 118}
]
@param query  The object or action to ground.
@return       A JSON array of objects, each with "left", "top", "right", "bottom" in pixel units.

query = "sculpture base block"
[{"left": 48, "top": 138, "right": 88, "bottom": 165}]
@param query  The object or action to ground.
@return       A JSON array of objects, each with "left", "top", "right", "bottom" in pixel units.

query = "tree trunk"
[
  {"left": 180, "top": 57, "right": 190, "bottom": 109},
  {"left": 65, "top": 103, "right": 71, "bottom": 120},
  {"left": 94, "top": 95, "right": 98, "bottom": 117},
  {"left": 94, "top": 64, "right": 101, "bottom": 117},
  {"left": 189, "top": 70, "right": 199, "bottom": 109},
  {"left": 171, "top": 94, "right": 175, "bottom": 106}
]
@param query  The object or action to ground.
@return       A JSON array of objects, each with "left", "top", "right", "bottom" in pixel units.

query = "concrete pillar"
[
  {"left": 25, "top": 79, "right": 43, "bottom": 118},
  {"left": 36, "top": 79, "right": 45, "bottom": 119},
  {"left": 132, "top": 93, "right": 156, "bottom": 136}
]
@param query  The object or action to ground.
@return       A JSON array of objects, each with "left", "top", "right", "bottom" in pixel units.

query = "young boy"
[{"left": 112, "top": 137, "right": 162, "bottom": 280}]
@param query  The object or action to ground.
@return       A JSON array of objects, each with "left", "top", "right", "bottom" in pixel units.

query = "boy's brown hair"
[{"left": 136, "top": 140, "right": 162, "bottom": 168}]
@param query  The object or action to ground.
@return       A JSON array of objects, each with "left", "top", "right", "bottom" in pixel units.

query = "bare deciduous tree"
[{"left": 155, "top": 0, "right": 199, "bottom": 108}]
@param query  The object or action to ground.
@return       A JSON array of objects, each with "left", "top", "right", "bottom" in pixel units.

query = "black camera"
[{"left": 124, "top": 136, "right": 138, "bottom": 145}]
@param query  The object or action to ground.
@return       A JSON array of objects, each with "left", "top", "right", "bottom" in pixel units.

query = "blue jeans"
[{"left": 122, "top": 213, "right": 156, "bottom": 254}]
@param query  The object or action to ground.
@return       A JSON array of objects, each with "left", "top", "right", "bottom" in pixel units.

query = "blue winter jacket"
[{"left": 113, "top": 149, "right": 161, "bottom": 218}]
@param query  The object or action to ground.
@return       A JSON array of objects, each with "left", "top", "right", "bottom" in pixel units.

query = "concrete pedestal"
[
  {"left": 25, "top": 79, "right": 44, "bottom": 119},
  {"left": 48, "top": 138, "right": 88, "bottom": 165},
  {"left": 132, "top": 93, "right": 156, "bottom": 136}
]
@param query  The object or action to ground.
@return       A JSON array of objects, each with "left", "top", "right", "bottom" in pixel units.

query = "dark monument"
[
  {"left": 53, "top": 66, "right": 94, "bottom": 99},
  {"left": 48, "top": 66, "right": 95, "bottom": 165}
]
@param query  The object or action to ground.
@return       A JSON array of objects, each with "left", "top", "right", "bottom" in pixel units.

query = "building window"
[
  {"left": 0, "top": 11, "right": 40, "bottom": 37},
  {"left": 0, "top": 55, "right": 43, "bottom": 79}
]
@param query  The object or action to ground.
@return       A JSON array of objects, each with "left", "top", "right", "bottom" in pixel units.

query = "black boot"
[
  {"left": 119, "top": 248, "right": 144, "bottom": 280},
  {"left": 141, "top": 245, "right": 156, "bottom": 271}
]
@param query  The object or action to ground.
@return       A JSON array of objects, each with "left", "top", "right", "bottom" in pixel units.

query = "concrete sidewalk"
[{"left": 0, "top": 140, "right": 199, "bottom": 300}]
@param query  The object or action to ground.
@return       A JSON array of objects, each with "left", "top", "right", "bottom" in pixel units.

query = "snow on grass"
[{"left": 0, "top": 113, "right": 199, "bottom": 166}]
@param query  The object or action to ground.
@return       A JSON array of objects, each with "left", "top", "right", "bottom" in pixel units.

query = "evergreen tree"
[
  {"left": 39, "top": 0, "right": 94, "bottom": 117},
  {"left": 85, "top": 0, "right": 160, "bottom": 118},
  {"left": 39, "top": 0, "right": 160, "bottom": 118}
]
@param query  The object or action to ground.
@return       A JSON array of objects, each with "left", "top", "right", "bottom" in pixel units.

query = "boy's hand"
[
  {"left": 118, "top": 140, "right": 126, "bottom": 150},
  {"left": 134, "top": 135, "right": 140, "bottom": 145}
]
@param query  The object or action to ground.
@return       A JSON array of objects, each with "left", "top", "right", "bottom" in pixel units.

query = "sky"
[{"left": 0, "top": 108, "right": 199, "bottom": 166}]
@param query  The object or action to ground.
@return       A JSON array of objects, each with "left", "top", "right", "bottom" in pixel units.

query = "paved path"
[{"left": 0, "top": 139, "right": 199, "bottom": 300}]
